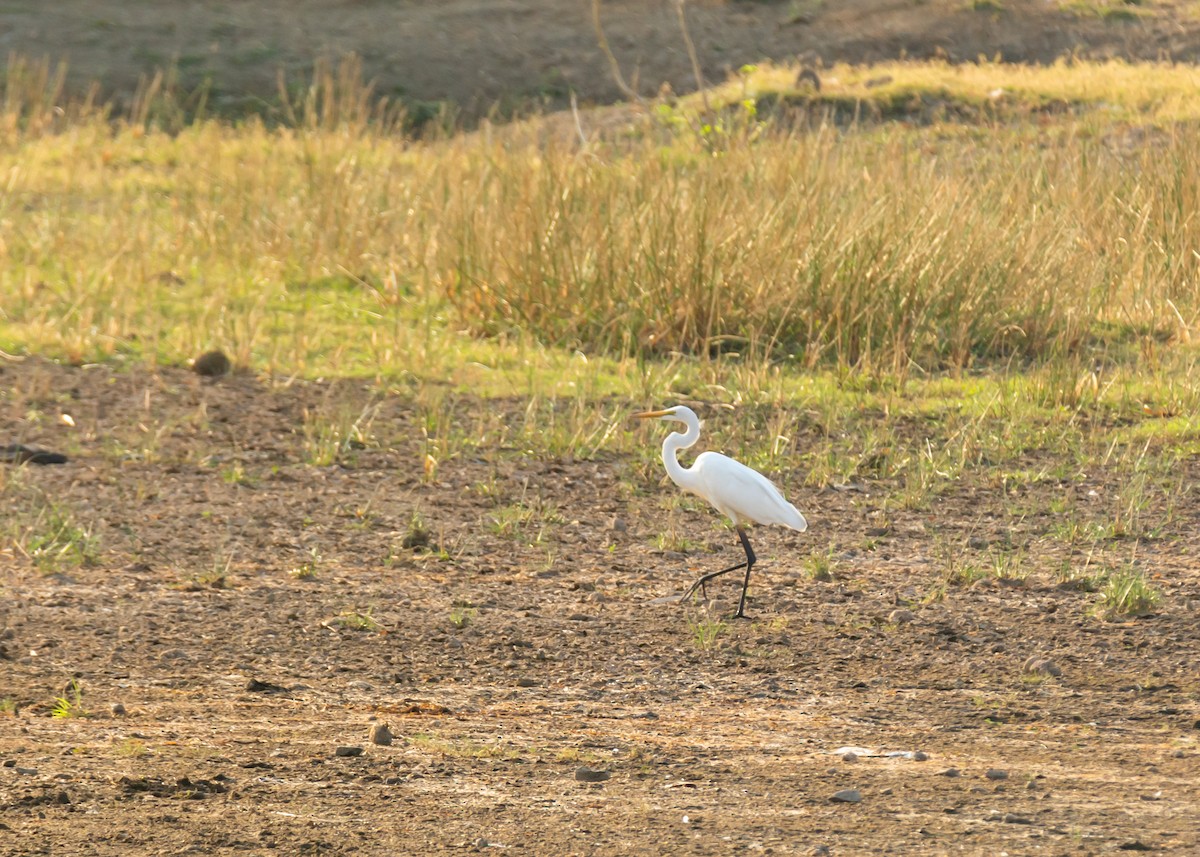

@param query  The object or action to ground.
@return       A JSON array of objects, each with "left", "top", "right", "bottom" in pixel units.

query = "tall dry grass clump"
[{"left": 438, "top": 121, "right": 1200, "bottom": 372}]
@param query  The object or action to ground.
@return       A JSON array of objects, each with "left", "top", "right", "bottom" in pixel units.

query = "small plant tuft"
[
  {"left": 290, "top": 547, "right": 322, "bottom": 580},
  {"left": 801, "top": 549, "right": 837, "bottom": 582},
  {"left": 51, "top": 679, "right": 89, "bottom": 720},
  {"left": 1096, "top": 566, "right": 1161, "bottom": 619},
  {"left": 335, "top": 608, "right": 382, "bottom": 632},
  {"left": 687, "top": 616, "right": 728, "bottom": 651},
  {"left": 449, "top": 602, "right": 477, "bottom": 629}
]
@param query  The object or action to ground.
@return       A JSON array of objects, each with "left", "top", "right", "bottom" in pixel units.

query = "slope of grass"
[{"left": 2, "top": 55, "right": 1200, "bottom": 387}]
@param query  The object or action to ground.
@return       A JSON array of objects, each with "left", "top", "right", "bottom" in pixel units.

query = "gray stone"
[
  {"left": 830, "top": 789, "right": 862, "bottom": 803},
  {"left": 574, "top": 766, "right": 611, "bottom": 783},
  {"left": 1022, "top": 656, "right": 1062, "bottom": 676},
  {"left": 368, "top": 723, "right": 393, "bottom": 746}
]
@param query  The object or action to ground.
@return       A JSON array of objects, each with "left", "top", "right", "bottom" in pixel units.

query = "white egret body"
[{"left": 635, "top": 405, "right": 807, "bottom": 617}]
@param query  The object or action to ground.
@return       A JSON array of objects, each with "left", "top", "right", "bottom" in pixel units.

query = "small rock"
[
  {"left": 245, "top": 678, "right": 288, "bottom": 694},
  {"left": 475, "top": 837, "right": 490, "bottom": 849},
  {"left": 110, "top": 703, "right": 126, "bottom": 716},
  {"left": 609, "top": 517, "right": 627, "bottom": 533},
  {"left": 985, "top": 769, "right": 1009, "bottom": 781},
  {"left": 830, "top": 788, "right": 862, "bottom": 803},
  {"left": 54, "top": 790, "right": 70, "bottom": 805},
  {"left": 832, "top": 746, "right": 873, "bottom": 757},
  {"left": 334, "top": 746, "right": 363, "bottom": 758},
  {"left": 1022, "top": 656, "right": 1062, "bottom": 677},
  {"left": 401, "top": 528, "right": 430, "bottom": 549},
  {"left": 841, "top": 752, "right": 859, "bottom": 763},
  {"left": 575, "top": 766, "right": 611, "bottom": 783},
  {"left": 888, "top": 609, "right": 915, "bottom": 624},
  {"left": 811, "top": 846, "right": 832, "bottom": 857},
  {"left": 193, "top": 350, "right": 232, "bottom": 377},
  {"left": 1002, "top": 813, "right": 1032, "bottom": 825},
  {"left": 368, "top": 723, "right": 393, "bottom": 746},
  {"left": 913, "top": 751, "right": 929, "bottom": 761},
  {"left": 938, "top": 768, "right": 961, "bottom": 778},
  {"left": 0, "top": 444, "right": 67, "bottom": 465},
  {"left": 516, "top": 678, "right": 538, "bottom": 688}
]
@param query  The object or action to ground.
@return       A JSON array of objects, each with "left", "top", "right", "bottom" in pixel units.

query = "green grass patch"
[{"left": 1096, "top": 565, "right": 1162, "bottom": 618}]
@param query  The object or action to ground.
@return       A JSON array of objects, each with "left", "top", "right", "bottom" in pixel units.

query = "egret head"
[{"left": 633, "top": 405, "right": 697, "bottom": 427}]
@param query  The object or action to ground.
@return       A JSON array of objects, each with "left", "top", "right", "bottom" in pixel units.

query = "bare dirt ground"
[
  {"left": 5, "top": 0, "right": 1200, "bottom": 117},
  {"left": 2, "top": 358, "right": 1199, "bottom": 855}
]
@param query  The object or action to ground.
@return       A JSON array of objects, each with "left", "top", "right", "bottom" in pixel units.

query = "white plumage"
[{"left": 635, "top": 405, "right": 807, "bottom": 618}]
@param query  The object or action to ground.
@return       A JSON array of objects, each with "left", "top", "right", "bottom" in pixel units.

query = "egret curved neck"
[{"left": 661, "top": 421, "right": 701, "bottom": 492}]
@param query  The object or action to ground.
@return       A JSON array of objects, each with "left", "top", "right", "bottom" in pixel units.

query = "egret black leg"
[
  {"left": 732, "top": 526, "right": 757, "bottom": 619},
  {"left": 680, "top": 559, "right": 747, "bottom": 604},
  {"left": 679, "top": 526, "right": 758, "bottom": 618}
]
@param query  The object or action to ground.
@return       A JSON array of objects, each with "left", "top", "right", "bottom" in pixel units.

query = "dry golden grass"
[{"left": 3, "top": 55, "right": 1200, "bottom": 384}]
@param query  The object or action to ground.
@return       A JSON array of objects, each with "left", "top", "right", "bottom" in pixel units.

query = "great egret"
[{"left": 635, "top": 405, "right": 807, "bottom": 618}]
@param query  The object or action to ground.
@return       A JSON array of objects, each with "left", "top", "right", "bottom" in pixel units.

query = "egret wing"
[{"left": 693, "top": 452, "right": 807, "bottom": 531}]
